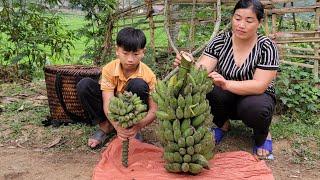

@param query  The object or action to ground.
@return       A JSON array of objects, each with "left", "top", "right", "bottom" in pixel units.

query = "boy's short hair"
[{"left": 116, "top": 27, "right": 146, "bottom": 52}]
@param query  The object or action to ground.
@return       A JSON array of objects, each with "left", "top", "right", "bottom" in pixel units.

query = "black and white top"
[{"left": 203, "top": 31, "right": 279, "bottom": 94}]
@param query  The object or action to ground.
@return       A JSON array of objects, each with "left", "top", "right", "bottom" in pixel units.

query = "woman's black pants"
[
  {"left": 76, "top": 78, "right": 149, "bottom": 125},
  {"left": 206, "top": 86, "right": 276, "bottom": 146}
]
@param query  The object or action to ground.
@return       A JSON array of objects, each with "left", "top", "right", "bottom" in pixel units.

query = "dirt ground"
[
  {"left": 1, "top": 136, "right": 319, "bottom": 180},
  {"left": 0, "top": 81, "right": 319, "bottom": 180}
]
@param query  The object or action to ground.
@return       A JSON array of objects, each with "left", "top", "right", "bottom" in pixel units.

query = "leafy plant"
[
  {"left": 275, "top": 65, "right": 320, "bottom": 125},
  {"left": 0, "top": 0, "right": 75, "bottom": 80},
  {"left": 69, "top": 0, "right": 117, "bottom": 65}
]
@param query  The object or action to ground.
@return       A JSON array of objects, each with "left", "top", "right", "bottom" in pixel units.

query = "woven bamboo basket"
[{"left": 44, "top": 65, "right": 101, "bottom": 124}]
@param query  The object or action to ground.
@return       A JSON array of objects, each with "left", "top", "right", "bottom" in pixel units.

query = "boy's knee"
[
  {"left": 126, "top": 78, "right": 149, "bottom": 92},
  {"left": 76, "top": 78, "right": 95, "bottom": 96}
]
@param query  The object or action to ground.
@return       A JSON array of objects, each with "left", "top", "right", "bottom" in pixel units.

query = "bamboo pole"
[
  {"left": 281, "top": 54, "right": 320, "bottom": 60},
  {"left": 192, "top": 0, "right": 222, "bottom": 56},
  {"left": 164, "top": 0, "right": 179, "bottom": 55},
  {"left": 170, "top": 0, "right": 234, "bottom": 4},
  {"left": 277, "top": 3, "right": 287, "bottom": 30},
  {"left": 280, "top": 60, "right": 314, "bottom": 68},
  {"left": 265, "top": 6, "right": 319, "bottom": 15},
  {"left": 270, "top": 31, "right": 320, "bottom": 39},
  {"left": 264, "top": 10, "right": 270, "bottom": 35},
  {"left": 170, "top": 0, "right": 299, "bottom": 5},
  {"left": 272, "top": 13, "right": 277, "bottom": 35},
  {"left": 188, "top": 0, "right": 196, "bottom": 52},
  {"left": 145, "top": 0, "right": 156, "bottom": 62},
  {"left": 275, "top": 38, "right": 320, "bottom": 44},
  {"left": 314, "top": 0, "right": 320, "bottom": 79},
  {"left": 291, "top": 2, "right": 297, "bottom": 30},
  {"left": 278, "top": 45, "right": 315, "bottom": 53}
]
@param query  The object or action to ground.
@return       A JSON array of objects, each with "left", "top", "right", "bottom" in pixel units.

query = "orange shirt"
[{"left": 100, "top": 59, "right": 157, "bottom": 93}]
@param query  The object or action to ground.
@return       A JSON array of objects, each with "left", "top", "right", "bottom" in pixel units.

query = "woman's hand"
[
  {"left": 173, "top": 51, "right": 194, "bottom": 67},
  {"left": 208, "top": 71, "right": 229, "bottom": 90},
  {"left": 173, "top": 52, "right": 182, "bottom": 67}
]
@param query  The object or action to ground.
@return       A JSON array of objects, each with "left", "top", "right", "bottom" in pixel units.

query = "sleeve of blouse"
[
  {"left": 257, "top": 39, "right": 280, "bottom": 70},
  {"left": 202, "top": 34, "right": 224, "bottom": 60}
]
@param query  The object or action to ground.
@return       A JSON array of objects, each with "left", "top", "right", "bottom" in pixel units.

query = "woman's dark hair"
[
  {"left": 233, "top": 0, "right": 264, "bottom": 21},
  {"left": 116, "top": 27, "right": 146, "bottom": 52}
]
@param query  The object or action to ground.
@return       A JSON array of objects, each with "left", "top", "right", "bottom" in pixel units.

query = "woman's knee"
[
  {"left": 237, "top": 95, "right": 274, "bottom": 127},
  {"left": 206, "top": 86, "right": 236, "bottom": 107}
]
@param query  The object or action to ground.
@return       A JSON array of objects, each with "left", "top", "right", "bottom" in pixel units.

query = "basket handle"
[{"left": 55, "top": 73, "right": 87, "bottom": 122}]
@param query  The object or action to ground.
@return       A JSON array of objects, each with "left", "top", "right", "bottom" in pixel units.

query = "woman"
[{"left": 174, "top": 0, "right": 279, "bottom": 159}]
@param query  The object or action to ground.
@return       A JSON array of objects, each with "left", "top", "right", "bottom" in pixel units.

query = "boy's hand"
[{"left": 109, "top": 119, "right": 141, "bottom": 140}]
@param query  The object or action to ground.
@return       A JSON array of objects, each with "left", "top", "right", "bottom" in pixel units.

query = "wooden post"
[
  {"left": 145, "top": 0, "right": 156, "bottom": 62},
  {"left": 314, "top": 0, "right": 320, "bottom": 79},
  {"left": 291, "top": 2, "right": 297, "bottom": 31},
  {"left": 271, "top": 1, "right": 277, "bottom": 35},
  {"left": 264, "top": 10, "right": 269, "bottom": 36},
  {"left": 188, "top": 0, "right": 196, "bottom": 52},
  {"left": 278, "top": 3, "right": 286, "bottom": 30}
]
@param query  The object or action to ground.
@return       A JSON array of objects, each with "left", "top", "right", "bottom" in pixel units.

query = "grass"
[
  {"left": 0, "top": 81, "right": 96, "bottom": 152},
  {"left": 1, "top": 80, "right": 319, "bottom": 158},
  {"left": 52, "top": 13, "right": 89, "bottom": 64},
  {"left": 272, "top": 119, "right": 320, "bottom": 165},
  {"left": 40, "top": 12, "right": 169, "bottom": 67},
  {"left": 0, "top": 11, "right": 319, "bottom": 165}
]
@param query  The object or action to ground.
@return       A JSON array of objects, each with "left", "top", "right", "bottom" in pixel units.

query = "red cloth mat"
[{"left": 93, "top": 137, "right": 274, "bottom": 180}]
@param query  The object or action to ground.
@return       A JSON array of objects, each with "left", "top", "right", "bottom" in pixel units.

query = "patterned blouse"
[{"left": 203, "top": 31, "right": 279, "bottom": 94}]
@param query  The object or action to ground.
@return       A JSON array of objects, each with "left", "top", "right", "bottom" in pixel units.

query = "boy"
[{"left": 77, "top": 27, "right": 157, "bottom": 148}]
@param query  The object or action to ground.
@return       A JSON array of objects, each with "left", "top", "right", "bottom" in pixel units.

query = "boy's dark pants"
[
  {"left": 206, "top": 86, "right": 276, "bottom": 146},
  {"left": 76, "top": 78, "right": 149, "bottom": 125}
]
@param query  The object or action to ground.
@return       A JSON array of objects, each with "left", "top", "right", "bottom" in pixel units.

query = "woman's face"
[{"left": 232, "top": 7, "right": 261, "bottom": 40}]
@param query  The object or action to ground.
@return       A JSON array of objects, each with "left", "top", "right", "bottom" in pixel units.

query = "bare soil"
[
  {"left": 1, "top": 135, "right": 319, "bottom": 180},
  {"left": 0, "top": 81, "right": 319, "bottom": 180}
]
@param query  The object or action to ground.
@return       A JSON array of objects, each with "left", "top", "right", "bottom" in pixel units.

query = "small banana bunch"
[
  {"left": 152, "top": 55, "right": 215, "bottom": 175},
  {"left": 108, "top": 91, "right": 147, "bottom": 129},
  {"left": 108, "top": 91, "right": 148, "bottom": 167}
]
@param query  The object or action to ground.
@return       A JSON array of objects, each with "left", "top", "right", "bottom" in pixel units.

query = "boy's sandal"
[
  {"left": 253, "top": 139, "right": 274, "bottom": 160},
  {"left": 89, "top": 129, "right": 108, "bottom": 149},
  {"left": 135, "top": 132, "right": 143, "bottom": 142},
  {"left": 212, "top": 127, "right": 225, "bottom": 144}
]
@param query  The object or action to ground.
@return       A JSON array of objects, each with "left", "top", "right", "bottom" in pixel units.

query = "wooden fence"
[{"left": 104, "top": 0, "right": 320, "bottom": 78}]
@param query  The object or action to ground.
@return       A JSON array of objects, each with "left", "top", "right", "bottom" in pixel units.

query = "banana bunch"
[
  {"left": 152, "top": 64, "right": 215, "bottom": 175},
  {"left": 108, "top": 91, "right": 147, "bottom": 129},
  {"left": 108, "top": 91, "right": 148, "bottom": 167}
]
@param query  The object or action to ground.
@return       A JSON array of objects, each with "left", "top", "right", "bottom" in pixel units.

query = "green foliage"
[
  {"left": 0, "top": 0, "right": 75, "bottom": 79},
  {"left": 275, "top": 65, "right": 320, "bottom": 125},
  {"left": 69, "top": 0, "right": 117, "bottom": 65}
]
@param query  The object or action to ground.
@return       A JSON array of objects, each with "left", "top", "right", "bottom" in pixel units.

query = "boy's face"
[{"left": 116, "top": 46, "right": 145, "bottom": 72}]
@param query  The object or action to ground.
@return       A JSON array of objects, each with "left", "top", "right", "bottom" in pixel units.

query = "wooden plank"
[
  {"left": 270, "top": 31, "right": 320, "bottom": 39},
  {"left": 280, "top": 60, "right": 314, "bottom": 68},
  {"left": 274, "top": 37, "right": 320, "bottom": 43},
  {"left": 170, "top": 0, "right": 236, "bottom": 4},
  {"left": 170, "top": 0, "right": 298, "bottom": 5},
  {"left": 169, "top": 18, "right": 216, "bottom": 24},
  {"left": 278, "top": 45, "right": 316, "bottom": 53},
  {"left": 282, "top": 54, "right": 320, "bottom": 60},
  {"left": 314, "top": 0, "right": 320, "bottom": 79},
  {"left": 265, "top": 6, "right": 319, "bottom": 14},
  {"left": 272, "top": 13, "right": 277, "bottom": 34}
]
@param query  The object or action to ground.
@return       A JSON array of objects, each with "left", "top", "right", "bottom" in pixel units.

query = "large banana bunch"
[
  {"left": 108, "top": 91, "right": 148, "bottom": 167},
  {"left": 152, "top": 61, "right": 215, "bottom": 175}
]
